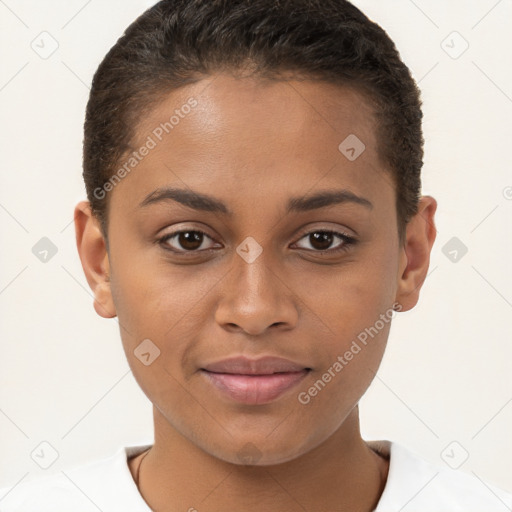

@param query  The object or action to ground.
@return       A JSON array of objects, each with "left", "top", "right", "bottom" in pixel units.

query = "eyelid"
[
  {"left": 292, "top": 220, "right": 357, "bottom": 241},
  {"left": 294, "top": 224, "right": 355, "bottom": 241}
]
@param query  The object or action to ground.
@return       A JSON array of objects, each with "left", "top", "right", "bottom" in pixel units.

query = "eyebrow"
[{"left": 138, "top": 187, "right": 373, "bottom": 215}]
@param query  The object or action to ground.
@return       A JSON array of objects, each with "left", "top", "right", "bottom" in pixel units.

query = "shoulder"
[
  {"left": 0, "top": 445, "right": 152, "bottom": 512},
  {"left": 371, "top": 440, "right": 512, "bottom": 511}
]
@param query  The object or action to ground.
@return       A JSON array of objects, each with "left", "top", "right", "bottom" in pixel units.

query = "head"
[{"left": 75, "top": 0, "right": 436, "bottom": 465}]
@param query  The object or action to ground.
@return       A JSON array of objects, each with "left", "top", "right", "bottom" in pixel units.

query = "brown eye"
[
  {"left": 159, "top": 230, "right": 215, "bottom": 252},
  {"left": 309, "top": 232, "right": 335, "bottom": 251},
  {"left": 294, "top": 230, "right": 356, "bottom": 254}
]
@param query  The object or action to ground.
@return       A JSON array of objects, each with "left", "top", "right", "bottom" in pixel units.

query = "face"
[{"left": 76, "top": 73, "right": 436, "bottom": 465}]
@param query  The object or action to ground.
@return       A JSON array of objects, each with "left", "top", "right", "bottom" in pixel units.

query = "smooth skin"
[{"left": 75, "top": 73, "right": 437, "bottom": 511}]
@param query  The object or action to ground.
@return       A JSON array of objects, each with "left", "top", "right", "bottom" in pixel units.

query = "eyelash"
[{"left": 157, "top": 228, "right": 357, "bottom": 256}]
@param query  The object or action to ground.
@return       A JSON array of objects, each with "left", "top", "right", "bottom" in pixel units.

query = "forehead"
[
  {"left": 134, "top": 73, "right": 378, "bottom": 158},
  {"left": 110, "top": 73, "right": 393, "bottom": 218}
]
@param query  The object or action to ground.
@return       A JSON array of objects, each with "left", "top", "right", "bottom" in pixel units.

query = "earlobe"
[
  {"left": 74, "top": 200, "right": 117, "bottom": 319},
  {"left": 395, "top": 196, "right": 437, "bottom": 312},
  {"left": 93, "top": 281, "right": 117, "bottom": 319}
]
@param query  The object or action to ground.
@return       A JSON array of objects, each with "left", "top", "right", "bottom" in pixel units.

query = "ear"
[
  {"left": 74, "top": 200, "right": 116, "bottom": 318},
  {"left": 395, "top": 195, "right": 437, "bottom": 312}
]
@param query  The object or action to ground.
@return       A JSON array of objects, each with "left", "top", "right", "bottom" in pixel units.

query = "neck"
[{"left": 130, "top": 405, "right": 388, "bottom": 512}]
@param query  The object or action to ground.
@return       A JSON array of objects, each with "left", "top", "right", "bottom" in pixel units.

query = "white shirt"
[{"left": 1, "top": 440, "right": 511, "bottom": 511}]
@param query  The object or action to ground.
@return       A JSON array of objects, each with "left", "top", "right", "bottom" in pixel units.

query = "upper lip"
[{"left": 201, "top": 356, "right": 310, "bottom": 375}]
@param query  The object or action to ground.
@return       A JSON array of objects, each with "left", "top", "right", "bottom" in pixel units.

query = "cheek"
[
  {"left": 109, "top": 263, "right": 207, "bottom": 412},
  {"left": 111, "top": 255, "right": 212, "bottom": 331},
  {"left": 293, "top": 242, "right": 398, "bottom": 393},
  {"left": 296, "top": 243, "right": 399, "bottom": 338},
  {"left": 295, "top": 290, "right": 395, "bottom": 422},
  {"left": 109, "top": 257, "right": 224, "bottom": 386}
]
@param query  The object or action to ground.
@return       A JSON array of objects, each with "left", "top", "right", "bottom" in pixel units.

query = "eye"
[
  {"left": 293, "top": 229, "right": 357, "bottom": 254},
  {"left": 157, "top": 228, "right": 357, "bottom": 256},
  {"left": 158, "top": 229, "right": 217, "bottom": 253}
]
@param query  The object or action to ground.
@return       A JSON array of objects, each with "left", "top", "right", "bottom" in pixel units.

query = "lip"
[
  {"left": 201, "top": 369, "right": 310, "bottom": 405},
  {"left": 200, "top": 356, "right": 311, "bottom": 405},
  {"left": 202, "top": 356, "right": 310, "bottom": 375}
]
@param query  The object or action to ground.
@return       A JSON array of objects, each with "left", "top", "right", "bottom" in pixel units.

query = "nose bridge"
[
  {"left": 215, "top": 236, "right": 298, "bottom": 333},
  {"left": 238, "top": 237, "right": 272, "bottom": 285},
  {"left": 232, "top": 235, "right": 279, "bottom": 303}
]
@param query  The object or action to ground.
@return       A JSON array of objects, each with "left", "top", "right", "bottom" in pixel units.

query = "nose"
[{"left": 214, "top": 248, "right": 299, "bottom": 336}]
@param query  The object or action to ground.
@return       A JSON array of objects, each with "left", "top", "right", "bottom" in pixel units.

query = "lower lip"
[{"left": 201, "top": 369, "right": 310, "bottom": 405}]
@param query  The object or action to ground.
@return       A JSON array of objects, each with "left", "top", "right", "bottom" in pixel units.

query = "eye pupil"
[
  {"left": 179, "top": 231, "right": 203, "bottom": 250},
  {"left": 310, "top": 232, "right": 333, "bottom": 250}
]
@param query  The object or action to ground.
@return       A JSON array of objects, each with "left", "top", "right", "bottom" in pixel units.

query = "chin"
[{"left": 204, "top": 435, "right": 313, "bottom": 467}]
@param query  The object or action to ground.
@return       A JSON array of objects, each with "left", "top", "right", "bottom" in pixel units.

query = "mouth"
[
  {"left": 200, "top": 356, "right": 311, "bottom": 405},
  {"left": 201, "top": 355, "right": 311, "bottom": 375}
]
